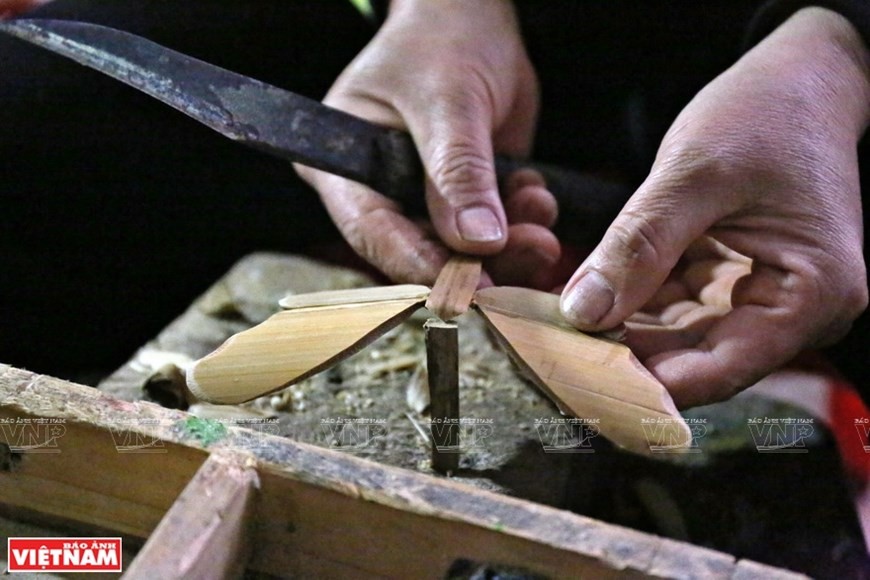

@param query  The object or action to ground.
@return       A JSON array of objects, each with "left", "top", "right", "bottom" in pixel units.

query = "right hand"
[
  {"left": 295, "top": 0, "right": 560, "bottom": 287},
  {"left": 559, "top": 7, "right": 870, "bottom": 407}
]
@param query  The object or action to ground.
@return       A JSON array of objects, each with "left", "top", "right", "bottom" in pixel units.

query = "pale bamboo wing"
[
  {"left": 474, "top": 287, "right": 691, "bottom": 455},
  {"left": 187, "top": 285, "right": 430, "bottom": 404}
]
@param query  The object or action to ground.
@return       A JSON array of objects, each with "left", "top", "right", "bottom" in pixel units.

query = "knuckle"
[
  {"left": 429, "top": 144, "right": 496, "bottom": 204},
  {"left": 605, "top": 211, "right": 671, "bottom": 274},
  {"left": 654, "top": 138, "right": 750, "bottom": 193}
]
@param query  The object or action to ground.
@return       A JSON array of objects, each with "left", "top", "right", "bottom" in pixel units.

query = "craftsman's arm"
[{"left": 560, "top": 7, "right": 870, "bottom": 407}]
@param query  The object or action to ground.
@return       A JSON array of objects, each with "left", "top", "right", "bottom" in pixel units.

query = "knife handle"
[{"left": 372, "top": 129, "right": 633, "bottom": 246}]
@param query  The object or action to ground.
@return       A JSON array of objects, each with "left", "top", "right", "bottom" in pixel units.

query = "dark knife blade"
[{"left": 0, "top": 18, "right": 632, "bottom": 243}]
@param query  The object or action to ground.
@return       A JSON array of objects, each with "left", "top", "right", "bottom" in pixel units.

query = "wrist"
[
  {"left": 743, "top": 7, "right": 870, "bottom": 140},
  {"left": 386, "top": 0, "right": 517, "bottom": 27}
]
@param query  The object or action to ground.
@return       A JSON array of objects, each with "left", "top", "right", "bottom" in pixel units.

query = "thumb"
[
  {"left": 408, "top": 91, "right": 508, "bottom": 255},
  {"left": 559, "top": 174, "right": 725, "bottom": 331}
]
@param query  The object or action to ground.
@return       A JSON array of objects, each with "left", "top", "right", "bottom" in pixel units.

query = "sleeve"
[{"left": 746, "top": 0, "right": 870, "bottom": 49}]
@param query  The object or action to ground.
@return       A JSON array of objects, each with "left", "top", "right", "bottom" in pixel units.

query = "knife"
[{"left": 0, "top": 18, "right": 632, "bottom": 244}]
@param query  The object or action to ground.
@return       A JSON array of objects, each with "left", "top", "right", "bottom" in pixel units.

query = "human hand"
[
  {"left": 560, "top": 7, "right": 870, "bottom": 408},
  {"left": 295, "top": 0, "right": 560, "bottom": 287}
]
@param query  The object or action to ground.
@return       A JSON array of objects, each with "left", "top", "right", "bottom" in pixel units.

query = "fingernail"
[
  {"left": 457, "top": 206, "right": 503, "bottom": 242},
  {"left": 561, "top": 270, "right": 614, "bottom": 326}
]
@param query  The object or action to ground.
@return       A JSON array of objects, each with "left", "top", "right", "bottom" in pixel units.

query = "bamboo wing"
[
  {"left": 187, "top": 285, "right": 429, "bottom": 404},
  {"left": 474, "top": 287, "right": 691, "bottom": 455}
]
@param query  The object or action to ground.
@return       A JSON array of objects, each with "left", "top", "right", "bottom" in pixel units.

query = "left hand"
[
  {"left": 560, "top": 7, "right": 870, "bottom": 408},
  {"left": 296, "top": 0, "right": 560, "bottom": 288}
]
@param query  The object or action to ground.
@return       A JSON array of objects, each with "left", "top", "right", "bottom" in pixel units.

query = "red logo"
[{"left": 6, "top": 538, "right": 122, "bottom": 573}]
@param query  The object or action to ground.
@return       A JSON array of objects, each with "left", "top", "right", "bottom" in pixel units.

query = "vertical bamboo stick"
[{"left": 425, "top": 319, "right": 460, "bottom": 474}]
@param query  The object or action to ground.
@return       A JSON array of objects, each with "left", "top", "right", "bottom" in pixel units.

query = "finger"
[
  {"left": 641, "top": 277, "right": 692, "bottom": 313},
  {"left": 559, "top": 174, "right": 728, "bottom": 331},
  {"left": 683, "top": 259, "right": 751, "bottom": 307},
  {"left": 483, "top": 223, "right": 561, "bottom": 288},
  {"left": 625, "top": 303, "right": 729, "bottom": 360},
  {"left": 647, "top": 262, "right": 820, "bottom": 408},
  {"left": 658, "top": 300, "right": 704, "bottom": 325},
  {"left": 646, "top": 305, "right": 800, "bottom": 409},
  {"left": 405, "top": 88, "right": 508, "bottom": 255},
  {"left": 684, "top": 236, "right": 752, "bottom": 264},
  {"left": 729, "top": 260, "right": 855, "bottom": 348},
  {"left": 298, "top": 168, "right": 449, "bottom": 284},
  {"left": 503, "top": 169, "right": 558, "bottom": 228},
  {"left": 505, "top": 167, "right": 546, "bottom": 190}
]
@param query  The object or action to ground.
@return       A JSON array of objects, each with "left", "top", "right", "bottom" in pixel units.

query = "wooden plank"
[
  {"left": 187, "top": 289, "right": 427, "bottom": 404},
  {"left": 0, "top": 365, "right": 800, "bottom": 579},
  {"left": 124, "top": 451, "right": 259, "bottom": 580},
  {"left": 0, "top": 374, "right": 204, "bottom": 537},
  {"left": 474, "top": 286, "right": 690, "bottom": 455},
  {"left": 425, "top": 319, "right": 460, "bottom": 474},
  {"left": 425, "top": 255, "right": 482, "bottom": 321}
]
